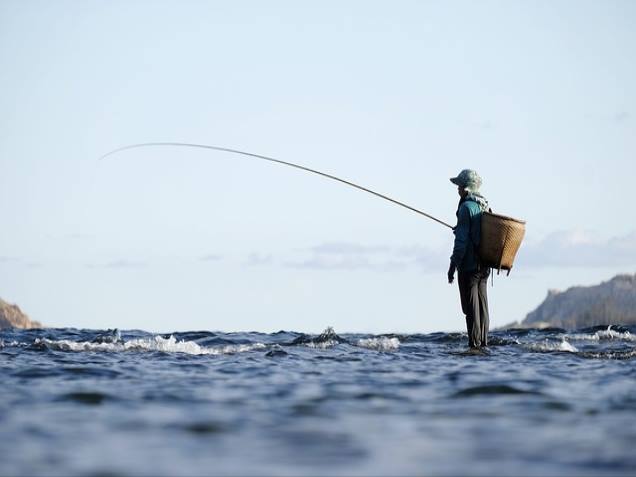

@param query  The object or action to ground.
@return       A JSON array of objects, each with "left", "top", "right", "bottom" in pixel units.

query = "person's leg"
[
  {"left": 457, "top": 272, "right": 472, "bottom": 346},
  {"left": 477, "top": 270, "right": 490, "bottom": 346},
  {"left": 459, "top": 271, "right": 481, "bottom": 348}
]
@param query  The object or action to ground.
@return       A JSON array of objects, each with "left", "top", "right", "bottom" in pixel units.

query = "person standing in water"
[{"left": 447, "top": 170, "right": 491, "bottom": 349}]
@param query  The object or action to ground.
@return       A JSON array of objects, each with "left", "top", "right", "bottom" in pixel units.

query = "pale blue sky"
[{"left": 1, "top": 0, "right": 635, "bottom": 333}]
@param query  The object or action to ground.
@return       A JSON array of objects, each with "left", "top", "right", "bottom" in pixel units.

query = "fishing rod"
[{"left": 99, "top": 142, "right": 454, "bottom": 229}]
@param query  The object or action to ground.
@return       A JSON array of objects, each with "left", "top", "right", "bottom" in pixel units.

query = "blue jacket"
[{"left": 451, "top": 198, "right": 483, "bottom": 272}]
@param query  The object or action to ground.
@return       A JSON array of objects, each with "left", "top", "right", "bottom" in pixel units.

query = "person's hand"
[{"left": 447, "top": 263, "right": 456, "bottom": 284}]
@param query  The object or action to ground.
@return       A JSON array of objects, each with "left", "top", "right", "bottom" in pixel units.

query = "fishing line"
[{"left": 99, "top": 142, "right": 453, "bottom": 229}]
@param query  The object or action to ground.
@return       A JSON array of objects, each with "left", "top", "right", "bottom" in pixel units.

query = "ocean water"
[{"left": 1, "top": 325, "right": 635, "bottom": 477}]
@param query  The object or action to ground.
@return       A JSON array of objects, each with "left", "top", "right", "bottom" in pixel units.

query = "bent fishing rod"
[{"left": 99, "top": 142, "right": 454, "bottom": 230}]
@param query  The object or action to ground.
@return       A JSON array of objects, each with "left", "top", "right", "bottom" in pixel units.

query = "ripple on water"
[
  {"left": 60, "top": 366, "right": 122, "bottom": 378},
  {"left": 451, "top": 384, "right": 544, "bottom": 398},
  {"left": 538, "top": 400, "right": 572, "bottom": 412},
  {"left": 271, "top": 429, "right": 368, "bottom": 466},
  {"left": 12, "top": 367, "right": 64, "bottom": 379},
  {"left": 174, "top": 421, "right": 228, "bottom": 435},
  {"left": 265, "top": 347, "right": 289, "bottom": 358},
  {"left": 56, "top": 391, "right": 116, "bottom": 405}
]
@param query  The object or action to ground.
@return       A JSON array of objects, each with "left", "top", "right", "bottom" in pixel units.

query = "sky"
[{"left": 1, "top": 0, "right": 635, "bottom": 333}]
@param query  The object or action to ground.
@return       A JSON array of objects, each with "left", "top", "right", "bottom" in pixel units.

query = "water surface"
[{"left": 1, "top": 325, "right": 635, "bottom": 476}]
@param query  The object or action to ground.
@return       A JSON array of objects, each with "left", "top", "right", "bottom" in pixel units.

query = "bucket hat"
[{"left": 450, "top": 169, "right": 482, "bottom": 193}]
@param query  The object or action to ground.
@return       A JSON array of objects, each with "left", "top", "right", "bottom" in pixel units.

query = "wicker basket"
[{"left": 478, "top": 212, "right": 526, "bottom": 274}]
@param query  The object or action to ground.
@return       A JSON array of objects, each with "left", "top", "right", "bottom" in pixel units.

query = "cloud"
[
  {"left": 390, "top": 244, "right": 449, "bottom": 271},
  {"left": 476, "top": 120, "right": 495, "bottom": 130},
  {"left": 0, "top": 256, "right": 43, "bottom": 268},
  {"left": 264, "top": 229, "right": 636, "bottom": 273},
  {"left": 199, "top": 254, "right": 222, "bottom": 262},
  {"left": 246, "top": 253, "right": 273, "bottom": 266},
  {"left": 283, "top": 242, "right": 446, "bottom": 272},
  {"left": 285, "top": 255, "right": 408, "bottom": 272},
  {"left": 517, "top": 229, "right": 636, "bottom": 268},
  {"left": 64, "top": 232, "right": 95, "bottom": 240},
  {"left": 87, "top": 259, "right": 147, "bottom": 269},
  {"left": 308, "top": 242, "right": 391, "bottom": 255},
  {"left": 614, "top": 111, "right": 630, "bottom": 123}
]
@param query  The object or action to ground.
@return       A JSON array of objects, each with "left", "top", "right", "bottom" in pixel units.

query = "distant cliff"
[
  {"left": 0, "top": 298, "right": 42, "bottom": 329},
  {"left": 513, "top": 274, "right": 636, "bottom": 329}
]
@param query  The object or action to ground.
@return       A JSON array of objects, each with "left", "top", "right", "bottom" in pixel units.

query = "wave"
[
  {"left": 566, "top": 326, "right": 636, "bottom": 342},
  {"left": 291, "top": 328, "right": 401, "bottom": 351},
  {"left": 0, "top": 339, "right": 24, "bottom": 348},
  {"left": 527, "top": 339, "right": 579, "bottom": 353},
  {"left": 578, "top": 349, "right": 636, "bottom": 360},
  {"left": 303, "top": 340, "right": 342, "bottom": 349},
  {"left": 413, "top": 332, "right": 465, "bottom": 344},
  {"left": 291, "top": 327, "right": 348, "bottom": 349},
  {"left": 356, "top": 337, "right": 400, "bottom": 351},
  {"left": 34, "top": 335, "right": 266, "bottom": 356},
  {"left": 4, "top": 325, "right": 636, "bottom": 359}
]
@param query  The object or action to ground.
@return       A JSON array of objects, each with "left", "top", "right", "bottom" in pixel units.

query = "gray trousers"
[{"left": 458, "top": 267, "right": 490, "bottom": 348}]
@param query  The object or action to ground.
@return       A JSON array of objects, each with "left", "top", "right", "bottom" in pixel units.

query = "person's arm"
[{"left": 448, "top": 205, "right": 470, "bottom": 283}]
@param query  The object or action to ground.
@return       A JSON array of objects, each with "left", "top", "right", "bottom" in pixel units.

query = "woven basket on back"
[{"left": 478, "top": 212, "right": 526, "bottom": 274}]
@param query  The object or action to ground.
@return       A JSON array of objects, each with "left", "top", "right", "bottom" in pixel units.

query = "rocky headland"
[
  {"left": 0, "top": 298, "right": 42, "bottom": 329},
  {"left": 504, "top": 273, "right": 636, "bottom": 329}
]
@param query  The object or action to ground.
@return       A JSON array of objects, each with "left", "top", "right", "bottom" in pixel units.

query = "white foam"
[
  {"left": 583, "top": 349, "right": 636, "bottom": 360},
  {"left": 528, "top": 339, "right": 578, "bottom": 353},
  {"left": 596, "top": 327, "right": 636, "bottom": 341},
  {"left": 356, "top": 337, "right": 400, "bottom": 351},
  {"left": 0, "top": 340, "right": 20, "bottom": 348},
  {"left": 34, "top": 335, "right": 266, "bottom": 356},
  {"left": 304, "top": 340, "right": 340, "bottom": 349},
  {"left": 567, "top": 326, "right": 636, "bottom": 342}
]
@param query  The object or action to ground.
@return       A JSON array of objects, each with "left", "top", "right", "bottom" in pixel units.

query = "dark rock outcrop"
[
  {"left": 0, "top": 298, "right": 42, "bottom": 329},
  {"left": 511, "top": 274, "right": 636, "bottom": 329}
]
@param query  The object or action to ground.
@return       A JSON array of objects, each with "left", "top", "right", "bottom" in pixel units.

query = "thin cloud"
[
  {"left": 0, "top": 256, "right": 43, "bottom": 268},
  {"left": 309, "top": 242, "right": 391, "bottom": 255},
  {"left": 199, "top": 254, "right": 222, "bottom": 262},
  {"left": 284, "top": 242, "right": 445, "bottom": 272},
  {"left": 246, "top": 253, "right": 273, "bottom": 266},
  {"left": 64, "top": 232, "right": 95, "bottom": 240},
  {"left": 517, "top": 229, "right": 636, "bottom": 268},
  {"left": 476, "top": 120, "right": 495, "bottom": 130},
  {"left": 394, "top": 245, "right": 448, "bottom": 271},
  {"left": 614, "top": 111, "right": 630, "bottom": 123},
  {"left": 87, "top": 259, "right": 148, "bottom": 269},
  {"left": 274, "top": 230, "right": 636, "bottom": 273},
  {"left": 285, "top": 255, "right": 408, "bottom": 272}
]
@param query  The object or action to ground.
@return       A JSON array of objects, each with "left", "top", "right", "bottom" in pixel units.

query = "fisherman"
[{"left": 447, "top": 169, "right": 491, "bottom": 349}]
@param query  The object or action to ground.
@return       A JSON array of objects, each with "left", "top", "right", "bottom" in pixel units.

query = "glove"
[{"left": 447, "top": 262, "right": 456, "bottom": 284}]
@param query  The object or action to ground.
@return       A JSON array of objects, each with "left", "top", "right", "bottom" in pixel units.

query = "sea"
[{"left": 1, "top": 325, "right": 635, "bottom": 477}]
